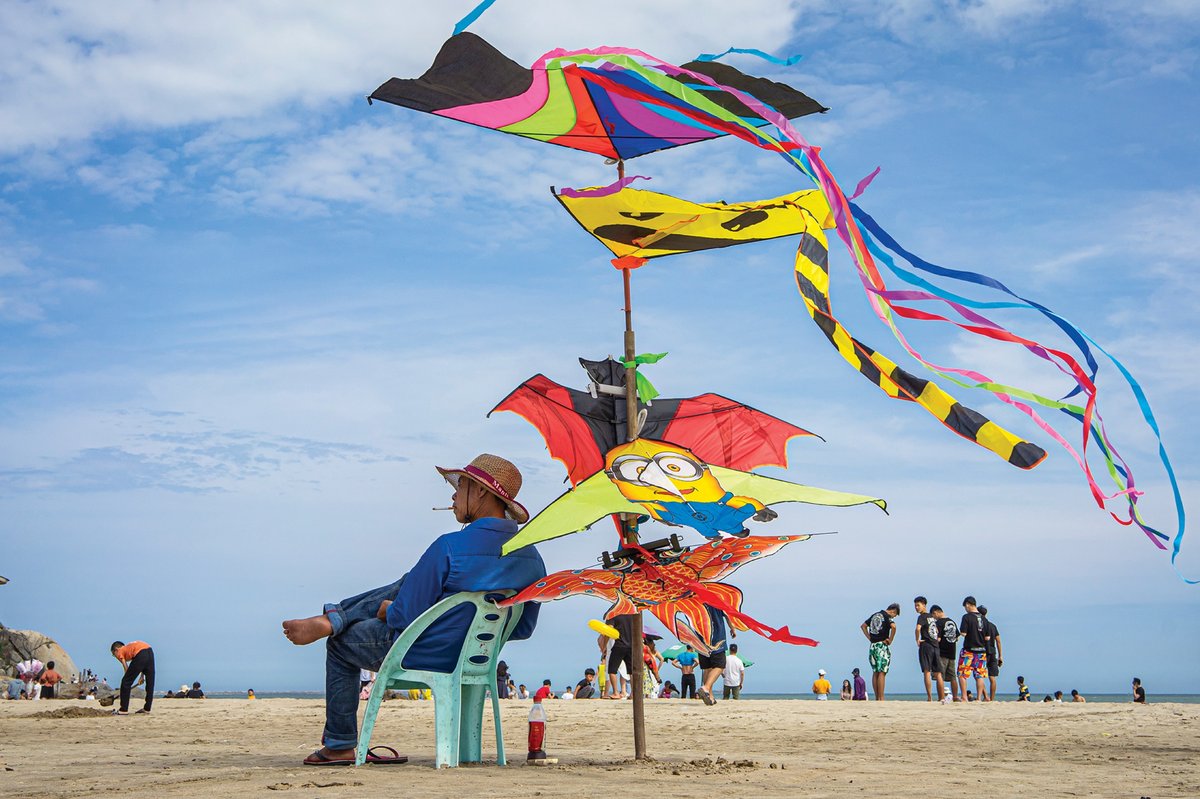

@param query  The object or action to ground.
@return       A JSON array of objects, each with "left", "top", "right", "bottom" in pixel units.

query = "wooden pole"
[{"left": 616, "top": 158, "right": 648, "bottom": 761}]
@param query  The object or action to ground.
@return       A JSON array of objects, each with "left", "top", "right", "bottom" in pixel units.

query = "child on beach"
[{"left": 1016, "top": 675, "right": 1031, "bottom": 701}]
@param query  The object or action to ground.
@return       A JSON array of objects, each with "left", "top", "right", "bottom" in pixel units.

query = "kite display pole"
[{"left": 616, "top": 159, "right": 648, "bottom": 761}]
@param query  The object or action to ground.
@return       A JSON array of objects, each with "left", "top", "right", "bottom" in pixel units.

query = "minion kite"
[
  {"left": 502, "top": 438, "right": 886, "bottom": 555},
  {"left": 604, "top": 440, "right": 776, "bottom": 538}
]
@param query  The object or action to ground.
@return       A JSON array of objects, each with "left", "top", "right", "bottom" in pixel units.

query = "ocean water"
[
  {"left": 203, "top": 691, "right": 1199, "bottom": 704},
  {"left": 742, "top": 692, "right": 1200, "bottom": 704}
]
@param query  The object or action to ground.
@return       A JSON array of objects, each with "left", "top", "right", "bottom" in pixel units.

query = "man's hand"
[{"left": 377, "top": 600, "right": 392, "bottom": 621}]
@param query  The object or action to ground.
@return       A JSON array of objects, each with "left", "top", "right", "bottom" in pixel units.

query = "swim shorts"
[
  {"left": 918, "top": 642, "right": 941, "bottom": 674},
  {"left": 868, "top": 641, "right": 891, "bottom": 674},
  {"left": 986, "top": 650, "right": 1000, "bottom": 677},
  {"left": 958, "top": 649, "right": 987, "bottom": 680},
  {"left": 939, "top": 650, "right": 956, "bottom": 682},
  {"left": 608, "top": 644, "right": 633, "bottom": 675}
]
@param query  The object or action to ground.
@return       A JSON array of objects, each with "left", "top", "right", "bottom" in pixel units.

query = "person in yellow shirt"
[{"left": 811, "top": 668, "right": 832, "bottom": 700}]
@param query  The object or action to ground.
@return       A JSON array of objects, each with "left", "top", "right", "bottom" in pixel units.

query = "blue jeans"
[{"left": 321, "top": 577, "right": 405, "bottom": 750}]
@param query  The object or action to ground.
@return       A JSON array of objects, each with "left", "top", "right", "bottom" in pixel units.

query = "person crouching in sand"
[
  {"left": 281, "top": 455, "right": 546, "bottom": 766},
  {"left": 111, "top": 641, "right": 155, "bottom": 715}
]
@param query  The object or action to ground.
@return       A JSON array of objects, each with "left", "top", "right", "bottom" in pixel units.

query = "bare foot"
[{"left": 283, "top": 615, "right": 333, "bottom": 645}]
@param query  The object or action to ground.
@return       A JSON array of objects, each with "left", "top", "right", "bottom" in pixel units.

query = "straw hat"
[{"left": 436, "top": 454, "right": 529, "bottom": 524}]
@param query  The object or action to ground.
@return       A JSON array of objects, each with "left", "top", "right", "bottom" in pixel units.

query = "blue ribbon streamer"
[
  {"left": 694, "top": 47, "right": 803, "bottom": 66},
  {"left": 849, "top": 203, "right": 1190, "bottom": 582},
  {"left": 452, "top": 0, "right": 498, "bottom": 35}
]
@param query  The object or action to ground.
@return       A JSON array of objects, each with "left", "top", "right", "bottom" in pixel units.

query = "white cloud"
[
  {"left": 0, "top": 0, "right": 806, "bottom": 157},
  {"left": 76, "top": 147, "right": 172, "bottom": 205}
]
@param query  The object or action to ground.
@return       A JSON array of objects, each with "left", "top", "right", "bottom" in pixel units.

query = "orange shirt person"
[{"left": 111, "top": 640, "right": 156, "bottom": 715}]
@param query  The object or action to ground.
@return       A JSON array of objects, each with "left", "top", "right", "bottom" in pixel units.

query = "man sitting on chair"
[{"left": 282, "top": 454, "right": 547, "bottom": 766}]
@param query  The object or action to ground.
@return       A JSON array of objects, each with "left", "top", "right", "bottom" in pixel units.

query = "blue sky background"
[{"left": 2, "top": 1, "right": 1198, "bottom": 698}]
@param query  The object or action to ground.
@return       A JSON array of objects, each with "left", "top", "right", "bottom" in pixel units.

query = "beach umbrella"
[{"left": 368, "top": 32, "right": 825, "bottom": 161}]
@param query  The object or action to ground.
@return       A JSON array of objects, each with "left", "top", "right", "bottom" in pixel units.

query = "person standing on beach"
[
  {"left": 979, "top": 606, "right": 1003, "bottom": 701},
  {"left": 932, "top": 605, "right": 959, "bottom": 701},
  {"left": 673, "top": 644, "right": 698, "bottom": 699},
  {"left": 496, "top": 660, "right": 510, "bottom": 699},
  {"left": 110, "top": 640, "right": 155, "bottom": 715},
  {"left": 914, "top": 596, "right": 944, "bottom": 702},
  {"left": 1132, "top": 677, "right": 1147, "bottom": 703},
  {"left": 861, "top": 603, "right": 900, "bottom": 700},
  {"left": 279, "top": 454, "right": 546, "bottom": 766},
  {"left": 38, "top": 661, "right": 62, "bottom": 700},
  {"left": 696, "top": 605, "right": 729, "bottom": 706},
  {"left": 603, "top": 613, "right": 637, "bottom": 700},
  {"left": 957, "top": 597, "right": 990, "bottom": 702},
  {"left": 852, "top": 667, "right": 867, "bottom": 700},
  {"left": 721, "top": 643, "right": 745, "bottom": 700},
  {"left": 811, "top": 668, "right": 831, "bottom": 700}
]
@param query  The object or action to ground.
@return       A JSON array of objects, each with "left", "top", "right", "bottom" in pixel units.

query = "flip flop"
[
  {"left": 365, "top": 745, "right": 408, "bottom": 765},
  {"left": 303, "top": 748, "right": 354, "bottom": 767},
  {"left": 697, "top": 688, "right": 716, "bottom": 706}
]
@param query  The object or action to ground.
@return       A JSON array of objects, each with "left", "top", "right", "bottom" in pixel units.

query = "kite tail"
[
  {"left": 538, "top": 45, "right": 1184, "bottom": 572},
  {"left": 792, "top": 226, "right": 1046, "bottom": 468},
  {"left": 848, "top": 204, "right": 1184, "bottom": 557}
]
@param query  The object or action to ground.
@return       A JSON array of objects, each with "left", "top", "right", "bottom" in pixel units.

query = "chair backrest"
[{"left": 381, "top": 590, "right": 524, "bottom": 687}]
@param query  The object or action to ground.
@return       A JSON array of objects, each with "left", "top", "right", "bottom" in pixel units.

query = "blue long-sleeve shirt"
[{"left": 385, "top": 517, "right": 546, "bottom": 672}]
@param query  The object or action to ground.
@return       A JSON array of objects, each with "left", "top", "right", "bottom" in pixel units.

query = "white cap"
[{"left": 818, "top": 669, "right": 826, "bottom": 675}]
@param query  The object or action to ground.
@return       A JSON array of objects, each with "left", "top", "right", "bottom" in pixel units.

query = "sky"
[{"left": 1, "top": 1, "right": 1198, "bottom": 699}]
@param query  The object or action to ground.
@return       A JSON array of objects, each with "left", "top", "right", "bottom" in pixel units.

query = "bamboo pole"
[{"left": 616, "top": 159, "right": 648, "bottom": 761}]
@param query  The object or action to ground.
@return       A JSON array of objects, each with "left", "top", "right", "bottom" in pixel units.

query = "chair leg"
[
  {"left": 489, "top": 682, "right": 506, "bottom": 766},
  {"left": 432, "top": 680, "right": 460, "bottom": 768},
  {"left": 458, "top": 684, "right": 487, "bottom": 764},
  {"left": 355, "top": 681, "right": 387, "bottom": 766}
]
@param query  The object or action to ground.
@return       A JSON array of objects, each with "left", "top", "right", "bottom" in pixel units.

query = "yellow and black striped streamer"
[{"left": 793, "top": 218, "right": 1046, "bottom": 469}]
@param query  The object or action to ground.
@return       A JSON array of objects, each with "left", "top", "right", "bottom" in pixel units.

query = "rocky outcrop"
[{"left": 1, "top": 629, "right": 81, "bottom": 683}]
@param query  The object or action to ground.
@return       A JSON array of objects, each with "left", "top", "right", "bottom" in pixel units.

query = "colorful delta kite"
[
  {"left": 368, "top": 32, "right": 826, "bottom": 160},
  {"left": 373, "top": 29, "right": 1187, "bottom": 577},
  {"left": 498, "top": 535, "right": 819, "bottom": 654}
]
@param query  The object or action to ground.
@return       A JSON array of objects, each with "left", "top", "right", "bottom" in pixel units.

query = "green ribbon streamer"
[{"left": 620, "top": 352, "right": 667, "bottom": 403}]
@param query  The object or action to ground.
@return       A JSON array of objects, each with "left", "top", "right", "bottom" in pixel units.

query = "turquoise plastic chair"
[{"left": 355, "top": 590, "right": 524, "bottom": 768}]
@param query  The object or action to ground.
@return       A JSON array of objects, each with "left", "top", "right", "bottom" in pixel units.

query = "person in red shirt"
[
  {"left": 534, "top": 680, "right": 554, "bottom": 701},
  {"left": 111, "top": 640, "right": 155, "bottom": 715},
  {"left": 39, "top": 661, "right": 63, "bottom": 699}
]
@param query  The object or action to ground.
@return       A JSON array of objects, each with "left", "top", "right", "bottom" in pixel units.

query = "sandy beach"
[{"left": 2, "top": 698, "right": 1196, "bottom": 798}]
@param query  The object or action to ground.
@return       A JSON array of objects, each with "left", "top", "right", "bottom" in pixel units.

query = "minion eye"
[
  {"left": 612, "top": 455, "right": 652, "bottom": 485},
  {"left": 654, "top": 454, "right": 702, "bottom": 481}
]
